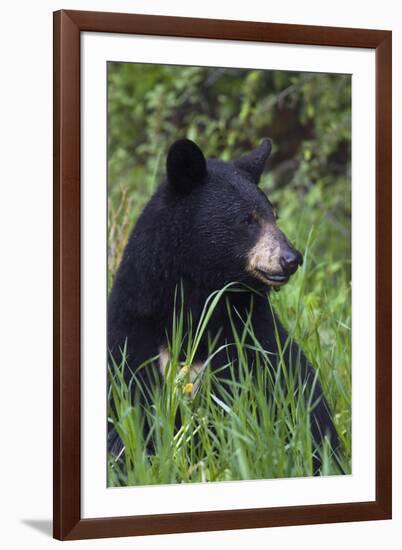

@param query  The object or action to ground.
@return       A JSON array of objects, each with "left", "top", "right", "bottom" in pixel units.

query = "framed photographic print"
[{"left": 53, "top": 10, "right": 392, "bottom": 540}]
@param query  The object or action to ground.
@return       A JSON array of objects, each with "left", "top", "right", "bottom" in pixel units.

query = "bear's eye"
[{"left": 244, "top": 213, "right": 256, "bottom": 225}]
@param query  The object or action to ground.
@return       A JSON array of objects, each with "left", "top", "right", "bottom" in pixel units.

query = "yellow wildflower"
[{"left": 183, "top": 383, "right": 194, "bottom": 395}]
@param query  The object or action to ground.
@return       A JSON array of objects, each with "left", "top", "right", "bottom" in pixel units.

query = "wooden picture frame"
[{"left": 53, "top": 9, "right": 392, "bottom": 540}]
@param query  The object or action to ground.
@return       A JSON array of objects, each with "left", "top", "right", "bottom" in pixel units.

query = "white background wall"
[{"left": 0, "top": 1, "right": 400, "bottom": 548}]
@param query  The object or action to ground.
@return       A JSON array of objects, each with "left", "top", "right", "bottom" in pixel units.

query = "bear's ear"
[
  {"left": 166, "top": 139, "right": 207, "bottom": 193},
  {"left": 233, "top": 138, "right": 272, "bottom": 184}
]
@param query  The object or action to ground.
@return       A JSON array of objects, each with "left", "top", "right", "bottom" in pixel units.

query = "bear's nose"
[{"left": 280, "top": 248, "right": 303, "bottom": 275}]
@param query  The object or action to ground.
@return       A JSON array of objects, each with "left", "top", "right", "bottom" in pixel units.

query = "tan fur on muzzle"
[{"left": 246, "top": 223, "right": 287, "bottom": 285}]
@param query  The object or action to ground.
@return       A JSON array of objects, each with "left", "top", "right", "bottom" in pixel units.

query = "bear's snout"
[
  {"left": 279, "top": 247, "right": 303, "bottom": 276},
  {"left": 246, "top": 224, "right": 303, "bottom": 286}
]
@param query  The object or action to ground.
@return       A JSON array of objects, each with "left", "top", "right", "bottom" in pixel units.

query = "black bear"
[{"left": 108, "top": 138, "right": 342, "bottom": 475}]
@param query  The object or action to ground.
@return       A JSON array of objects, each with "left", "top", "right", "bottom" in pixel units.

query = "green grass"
[{"left": 107, "top": 195, "right": 352, "bottom": 486}]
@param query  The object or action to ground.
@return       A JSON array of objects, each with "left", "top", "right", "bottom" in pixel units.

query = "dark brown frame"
[{"left": 53, "top": 9, "right": 392, "bottom": 541}]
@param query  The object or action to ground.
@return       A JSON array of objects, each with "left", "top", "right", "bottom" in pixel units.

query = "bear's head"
[{"left": 166, "top": 138, "right": 303, "bottom": 290}]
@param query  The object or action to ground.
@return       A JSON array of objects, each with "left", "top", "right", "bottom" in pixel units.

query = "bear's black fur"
[{"left": 108, "top": 139, "right": 342, "bottom": 475}]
